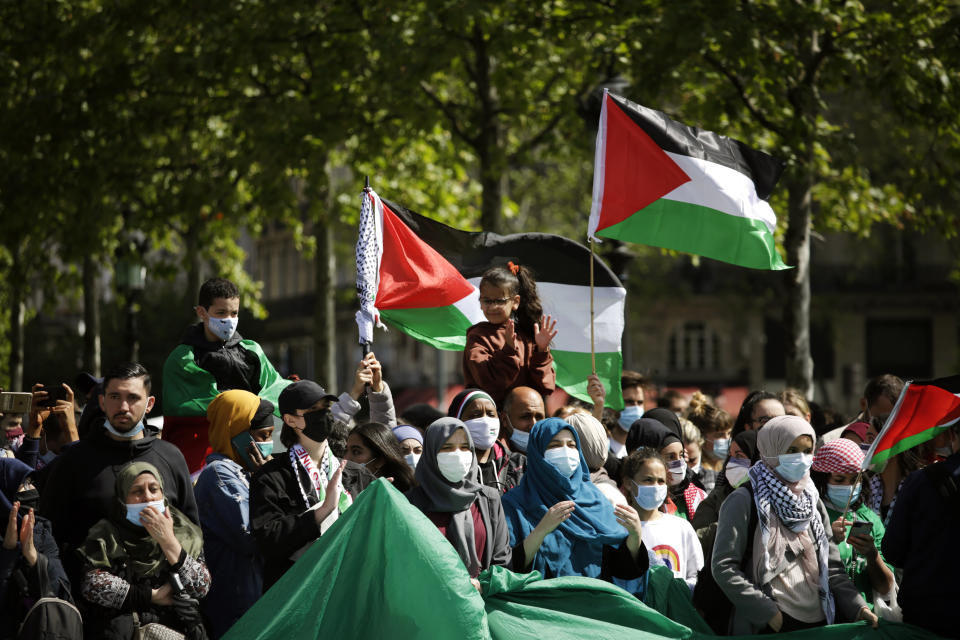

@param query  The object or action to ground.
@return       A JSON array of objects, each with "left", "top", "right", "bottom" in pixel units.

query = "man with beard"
[{"left": 39, "top": 362, "right": 197, "bottom": 589}]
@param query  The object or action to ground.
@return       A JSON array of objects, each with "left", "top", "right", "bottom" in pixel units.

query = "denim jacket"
[{"left": 194, "top": 454, "right": 262, "bottom": 638}]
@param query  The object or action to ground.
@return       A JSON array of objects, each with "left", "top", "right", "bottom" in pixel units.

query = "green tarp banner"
[{"left": 224, "top": 480, "right": 943, "bottom": 640}]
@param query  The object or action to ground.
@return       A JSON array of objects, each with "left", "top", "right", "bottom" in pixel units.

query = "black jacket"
[
  {"left": 182, "top": 323, "right": 261, "bottom": 393},
  {"left": 882, "top": 452, "right": 960, "bottom": 637},
  {"left": 38, "top": 422, "right": 198, "bottom": 590},
  {"left": 250, "top": 453, "right": 374, "bottom": 590}
]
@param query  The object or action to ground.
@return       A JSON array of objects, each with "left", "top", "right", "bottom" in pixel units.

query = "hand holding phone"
[{"left": 847, "top": 520, "right": 872, "bottom": 539}]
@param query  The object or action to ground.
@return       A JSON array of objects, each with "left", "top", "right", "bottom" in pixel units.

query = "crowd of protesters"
[{"left": 0, "top": 273, "right": 958, "bottom": 639}]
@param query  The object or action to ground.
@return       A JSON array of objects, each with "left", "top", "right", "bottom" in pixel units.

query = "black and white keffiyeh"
[{"left": 748, "top": 459, "right": 836, "bottom": 624}]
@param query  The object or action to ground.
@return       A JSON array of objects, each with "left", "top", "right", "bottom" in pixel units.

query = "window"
[{"left": 668, "top": 322, "right": 720, "bottom": 372}]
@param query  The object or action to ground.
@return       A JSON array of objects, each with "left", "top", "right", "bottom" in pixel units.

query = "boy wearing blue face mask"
[
  {"left": 617, "top": 448, "right": 703, "bottom": 595},
  {"left": 162, "top": 278, "right": 290, "bottom": 472}
]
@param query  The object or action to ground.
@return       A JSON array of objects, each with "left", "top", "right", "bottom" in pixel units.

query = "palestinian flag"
[
  {"left": 355, "top": 189, "right": 626, "bottom": 409},
  {"left": 588, "top": 90, "right": 789, "bottom": 270},
  {"left": 863, "top": 375, "right": 960, "bottom": 471}
]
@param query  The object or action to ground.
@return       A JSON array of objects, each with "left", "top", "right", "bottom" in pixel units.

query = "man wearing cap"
[{"left": 249, "top": 382, "right": 376, "bottom": 590}]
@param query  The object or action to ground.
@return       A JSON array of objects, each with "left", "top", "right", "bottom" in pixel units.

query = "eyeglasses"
[{"left": 479, "top": 297, "right": 512, "bottom": 307}]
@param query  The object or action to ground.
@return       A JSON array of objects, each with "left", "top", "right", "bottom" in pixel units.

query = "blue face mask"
[
  {"left": 207, "top": 316, "right": 238, "bottom": 342},
  {"left": 510, "top": 429, "right": 529, "bottom": 453},
  {"left": 618, "top": 405, "right": 644, "bottom": 431},
  {"left": 826, "top": 483, "right": 861, "bottom": 508},
  {"left": 711, "top": 437, "right": 731, "bottom": 459},
  {"left": 634, "top": 484, "right": 668, "bottom": 511},
  {"left": 125, "top": 500, "right": 166, "bottom": 527},
  {"left": 775, "top": 453, "right": 813, "bottom": 483},
  {"left": 255, "top": 441, "right": 274, "bottom": 457}
]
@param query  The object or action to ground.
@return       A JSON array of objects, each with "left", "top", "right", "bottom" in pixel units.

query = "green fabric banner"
[{"left": 224, "top": 480, "right": 944, "bottom": 640}]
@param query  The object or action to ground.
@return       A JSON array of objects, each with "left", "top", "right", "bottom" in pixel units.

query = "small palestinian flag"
[
  {"left": 355, "top": 189, "right": 626, "bottom": 409},
  {"left": 863, "top": 375, "right": 960, "bottom": 471},
  {"left": 588, "top": 90, "right": 789, "bottom": 270}
]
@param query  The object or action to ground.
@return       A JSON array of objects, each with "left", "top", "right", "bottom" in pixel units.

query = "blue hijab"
[
  {"left": 0, "top": 457, "right": 33, "bottom": 522},
  {"left": 500, "top": 417, "right": 626, "bottom": 578}
]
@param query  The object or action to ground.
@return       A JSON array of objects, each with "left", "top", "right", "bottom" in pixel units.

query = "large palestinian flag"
[
  {"left": 863, "top": 375, "right": 960, "bottom": 471},
  {"left": 355, "top": 189, "right": 626, "bottom": 409},
  {"left": 588, "top": 90, "right": 789, "bottom": 271}
]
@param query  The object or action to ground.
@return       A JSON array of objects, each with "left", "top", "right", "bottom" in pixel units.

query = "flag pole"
[
  {"left": 589, "top": 238, "right": 596, "bottom": 375},
  {"left": 362, "top": 175, "right": 372, "bottom": 358}
]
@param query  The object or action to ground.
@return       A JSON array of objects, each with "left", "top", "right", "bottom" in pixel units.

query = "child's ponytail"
[{"left": 478, "top": 262, "right": 544, "bottom": 336}]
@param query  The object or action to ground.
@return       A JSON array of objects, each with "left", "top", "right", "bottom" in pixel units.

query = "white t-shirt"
[
  {"left": 641, "top": 514, "right": 704, "bottom": 590},
  {"left": 609, "top": 437, "right": 627, "bottom": 459}
]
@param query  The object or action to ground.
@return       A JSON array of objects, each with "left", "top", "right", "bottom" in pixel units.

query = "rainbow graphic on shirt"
[{"left": 651, "top": 544, "right": 680, "bottom": 574}]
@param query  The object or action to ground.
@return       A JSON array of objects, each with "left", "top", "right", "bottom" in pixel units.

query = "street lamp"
[{"left": 115, "top": 232, "right": 147, "bottom": 363}]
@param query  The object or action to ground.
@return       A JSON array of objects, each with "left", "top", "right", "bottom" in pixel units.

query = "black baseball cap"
[{"left": 278, "top": 381, "right": 338, "bottom": 417}]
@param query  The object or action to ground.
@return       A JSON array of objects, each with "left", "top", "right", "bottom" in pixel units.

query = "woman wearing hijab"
[
  {"left": 565, "top": 412, "right": 625, "bottom": 507},
  {"left": 712, "top": 415, "right": 877, "bottom": 634},
  {"left": 627, "top": 418, "right": 706, "bottom": 520},
  {"left": 78, "top": 461, "right": 210, "bottom": 640},
  {"left": 193, "top": 390, "right": 275, "bottom": 639},
  {"left": 405, "top": 418, "right": 511, "bottom": 583},
  {"left": 501, "top": 417, "right": 647, "bottom": 580},
  {"left": 1, "top": 458, "right": 73, "bottom": 636},
  {"left": 392, "top": 425, "right": 424, "bottom": 470},
  {"left": 447, "top": 389, "right": 524, "bottom": 493}
]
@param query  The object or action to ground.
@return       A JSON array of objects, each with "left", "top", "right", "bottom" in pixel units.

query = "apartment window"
[{"left": 668, "top": 322, "right": 720, "bottom": 372}]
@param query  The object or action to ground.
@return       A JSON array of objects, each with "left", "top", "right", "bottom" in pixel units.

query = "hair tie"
[{"left": 507, "top": 261, "right": 520, "bottom": 275}]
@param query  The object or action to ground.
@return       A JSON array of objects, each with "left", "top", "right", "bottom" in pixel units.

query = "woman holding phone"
[
  {"left": 810, "top": 439, "right": 896, "bottom": 614},
  {"left": 193, "top": 390, "right": 275, "bottom": 638}
]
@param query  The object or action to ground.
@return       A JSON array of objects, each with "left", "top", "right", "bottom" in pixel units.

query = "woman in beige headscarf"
[
  {"left": 712, "top": 415, "right": 878, "bottom": 634},
  {"left": 566, "top": 411, "right": 625, "bottom": 507}
]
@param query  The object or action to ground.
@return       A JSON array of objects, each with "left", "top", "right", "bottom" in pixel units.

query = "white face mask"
[
  {"left": 463, "top": 416, "right": 499, "bottom": 451},
  {"left": 544, "top": 447, "right": 581, "bottom": 478},
  {"left": 724, "top": 458, "right": 751, "bottom": 487},
  {"left": 404, "top": 453, "right": 421, "bottom": 470},
  {"left": 436, "top": 450, "right": 473, "bottom": 483},
  {"left": 666, "top": 458, "right": 687, "bottom": 484},
  {"left": 207, "top": 316, "right": 238, "bottom": 342}
]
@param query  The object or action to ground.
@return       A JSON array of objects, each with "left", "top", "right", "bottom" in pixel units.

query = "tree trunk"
[
  {"left": 308, "top": 169, "right": 336, "bottom": 388},
  {"left": 473, "top": 22, "right": 503, "bottom": 233},
  {"left": 82, "top": 255, "right": 101, "bottom": 376},
  {"left": 783, "top": 170, "right": 814, "bottom": 398},
  {"left": 8, "top": 249, "right": 25, "bottom": 390}
]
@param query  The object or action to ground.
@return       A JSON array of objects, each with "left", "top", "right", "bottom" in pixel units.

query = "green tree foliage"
[{"left": 628, "top": 0, "right": 960, "bottom": 395}]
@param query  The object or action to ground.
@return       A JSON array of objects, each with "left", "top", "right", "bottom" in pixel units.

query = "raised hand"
[
  {"left": 3, "top": 501, "right": 18, "bottom": 550},
  {"left": 364, "top": 352, "right": 383, "bottom": 392},
  {"left": 587, "top": 374, "right": 606, "bottom": 416},
  {"left": 315, "top": 460, "right": 347, "bottom": 525},
  {"left": 19, "top": 509, "right": 37, "bottom": 567},
  {"left": 534, "top": 500, "right": 575, "bottom": 536},
  {"left": 533, "top": 315, "right": 558, "bottom": 351},
  {"left": 504, "top": 318, "right": 516, "bottom": 350}
]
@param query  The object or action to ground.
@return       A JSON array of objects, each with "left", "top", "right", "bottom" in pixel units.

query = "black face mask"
[
  {"left": 16, "top": 488, "right": 39, "bottom": 515},
  {"left": 302, "top": 410, "right": 333, "bottom": 444}
]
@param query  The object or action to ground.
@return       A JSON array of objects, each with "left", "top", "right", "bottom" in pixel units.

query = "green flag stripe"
[
  {"left": 598, "top": 198, "right": 789, "bottom": 271},
  {"left": 380, "top": 306, "right": 474, "bottom": 351},
  {"left": 553, "top": 349, "right": 623, "bottom": 411},
  {"left": 869, "top": 424, "right": 952, "bottom": 469}
]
